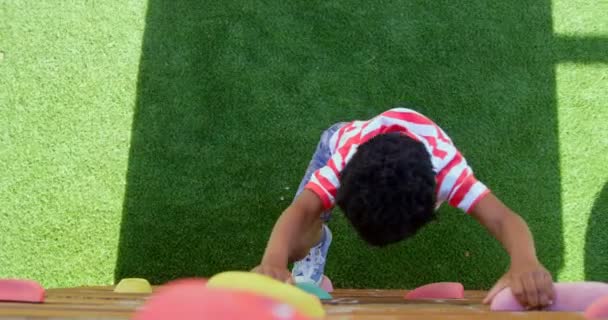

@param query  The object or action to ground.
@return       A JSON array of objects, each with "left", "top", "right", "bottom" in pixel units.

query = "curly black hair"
[{"left": 336, "top": 132, "right": 437, "bottom": 247}]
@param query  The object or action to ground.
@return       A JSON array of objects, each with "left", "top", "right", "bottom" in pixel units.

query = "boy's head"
[{"left": 336, "top": 133, "right": 437, "bottom": 247}]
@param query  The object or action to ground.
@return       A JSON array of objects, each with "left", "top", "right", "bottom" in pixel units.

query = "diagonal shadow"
[
  {"left": 585, "top": 182, "right": 608, "bottom": 281},
  {"left": 114, "top": 1, "right": 579, "bottom": 289}
]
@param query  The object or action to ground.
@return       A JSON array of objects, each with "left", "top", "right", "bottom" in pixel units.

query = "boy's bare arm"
[
  {"left": 252, "top": 189, "right": 325, "bottom": 282},
  {"left": 470, "top": 192, "right": 555, "bottom": 308}
]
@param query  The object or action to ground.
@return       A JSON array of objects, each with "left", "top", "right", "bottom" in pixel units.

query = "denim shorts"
[{"left": 294, "top": 122, "right": 347, "bottom": 222}]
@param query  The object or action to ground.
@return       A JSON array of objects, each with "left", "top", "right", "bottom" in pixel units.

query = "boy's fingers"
[
  {"left": 536, "top": 275, "right": 550, "bottom": 307},
  {"left": 543, "top": 273, "right": 555, "bottom": 301},
  {"left": 536, "top": 273, "right": 555, "bottom": 306},
  {"left": 522, "top": 275, "right": 539, "bottom": 308},
  {"left": 279, "top": 270, "right": 294, "bottom": 284},
  {"left": 483, "top": 280, "right": 507, "bottom": 304},
  {"left": 511, "top": 280, "right": 527, "bottom": 307},
  {"left": 538, "top": 294, "right": 549, "bottom": 307}
]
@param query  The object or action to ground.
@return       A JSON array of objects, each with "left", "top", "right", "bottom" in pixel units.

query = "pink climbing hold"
[
  {"left": 0, "top": 279, "right": 45, "bottom": 303},
  {"left": 320, "top": 276, "right": 333, "bottom": 293},
  {"left": 585, "top": 295, "right": 608, "bottom": 319},
  {"left": 133, "top": 278, "right": 310, "bottom": 320},
  {"left": 491, "top": 282, "right": 608, "bottom": 312},
  {"left": 404, "top": 282, "right": 464, "bottom": 300}
]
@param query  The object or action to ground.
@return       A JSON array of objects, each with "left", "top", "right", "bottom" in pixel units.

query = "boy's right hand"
[{"left": 251, "top": 264, "right": 294, "bottom": 284}]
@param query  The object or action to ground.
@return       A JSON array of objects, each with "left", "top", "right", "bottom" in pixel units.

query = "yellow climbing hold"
[
  {"left": 114, "top": 278, "right": 152, "bottom": 293},
  {"left": 206, "top": 271, "right": 325, "bottom": 319}
]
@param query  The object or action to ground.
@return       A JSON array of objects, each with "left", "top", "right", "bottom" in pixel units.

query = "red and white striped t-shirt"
[{"left": 304, "top": 108, "right": 490, "bottom": 213}]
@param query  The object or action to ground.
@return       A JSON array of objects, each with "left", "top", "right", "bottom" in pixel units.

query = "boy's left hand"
[{"left": 483, "top": 260, "right": 554, "bottom": 309}]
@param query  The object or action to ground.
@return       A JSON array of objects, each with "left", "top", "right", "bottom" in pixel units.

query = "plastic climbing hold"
[
  {"left": 114, "top": 278, "right": 152, "bottom": 293},
  {"left": 206, "top": 271, "right": 325, "bottom": 319},
  {"left": 0, "top": 279, "right": 45, "bottom": 303},
  {"left": 404, "top": 282, "right": 464, "bottom": 300},
  {"left": 320, "top": 276, "right": 334, "bottom": 293},
  {"left": 295, "top": 282, "right": 332, "bottom": 300},
  {"left": 491, "top": 282, "right": 608, "bottom": 312},
  {"left": 133, "top": 278, "right": 310, "bottom": 320},
  {"left": 585, "top": 295, "right": 608, "bottom": 319}
]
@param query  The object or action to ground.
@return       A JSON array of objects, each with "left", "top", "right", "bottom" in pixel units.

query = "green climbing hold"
[{"left": 296, "top": 282, "right": 333, "bottom": 300}]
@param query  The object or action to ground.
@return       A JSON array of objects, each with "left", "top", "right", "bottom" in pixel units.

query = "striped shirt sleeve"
[
  {"left": 436, "top": 151, "right": 490, "bottom": 213},
  {"left": 304, "top": 153, "right": 343, "bottom": 210}
]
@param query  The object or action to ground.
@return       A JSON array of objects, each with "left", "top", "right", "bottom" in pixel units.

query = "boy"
[{"left": 252, "top": 107, "right": 555, "bottom": 309}]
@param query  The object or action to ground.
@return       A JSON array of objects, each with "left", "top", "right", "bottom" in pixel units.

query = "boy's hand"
[
  {"left": 251, "top": 264, "right": 294, "bottom": 284},
  {"left": 470, "top": 193, "right": 554, "bottom": 309},
  {"left": 483, "top": 261, "right": 554, "bottom": 309},
  {"left": 253, "top": 190, "right": 324, "bottom": 286}
]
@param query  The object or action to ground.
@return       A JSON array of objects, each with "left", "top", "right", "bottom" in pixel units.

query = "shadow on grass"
[
  {"left": 585, "top": 182, "right": 608, "bottom": 281},
  {"left": 114, "top": 1, "right": 578, "bottom": 288}
]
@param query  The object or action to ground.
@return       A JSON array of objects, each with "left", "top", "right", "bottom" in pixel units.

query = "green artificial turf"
[{"left": 1, "top": 0, "right": 606, "bottom": 289}]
